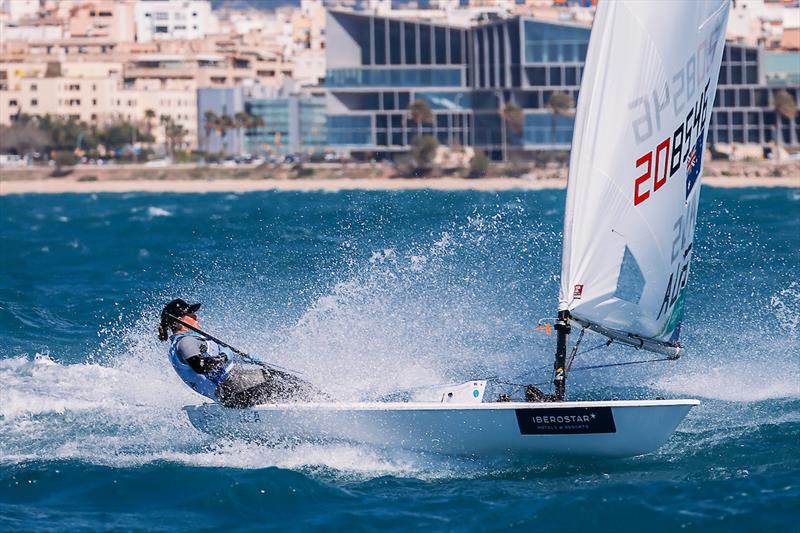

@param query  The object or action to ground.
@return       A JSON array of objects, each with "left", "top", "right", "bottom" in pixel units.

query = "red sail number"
[{"left": 634, "top": 138, "right": 671, "bottom": 206}]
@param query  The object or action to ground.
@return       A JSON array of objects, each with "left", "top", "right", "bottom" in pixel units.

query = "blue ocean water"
[{"left": 0, "top": 187, "right": 798, "bottom": 532}]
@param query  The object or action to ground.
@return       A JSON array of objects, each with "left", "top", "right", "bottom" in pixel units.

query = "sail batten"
[{"left": 559, "top": 0, "right": 731, "bottom": 353}]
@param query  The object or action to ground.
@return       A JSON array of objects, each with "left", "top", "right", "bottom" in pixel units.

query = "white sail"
[{"left": 559, "top": 0, "right": 731, "bottom": 355}]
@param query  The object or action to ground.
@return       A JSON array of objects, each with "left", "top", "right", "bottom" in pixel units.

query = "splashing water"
[{"left": 0, "top": 188, "right": 798, "bottom": 530}]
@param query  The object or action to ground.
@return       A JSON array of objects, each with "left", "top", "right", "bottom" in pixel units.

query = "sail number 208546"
[{"left": 633, "top": 81, "right": 710, "bottom": 206}]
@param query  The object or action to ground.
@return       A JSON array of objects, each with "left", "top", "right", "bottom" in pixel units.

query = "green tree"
[
  {"left": 773, "top": 89, "right": 797, "bottom": 161},
  {"left": 468, "top": 150, "right": 490, "bottom": 178},
  {"left": 52, "top": 150, "right": 78, "bottom": 176},
  {"left": 159, "top": 115, "right": 189, "bottom": 159},
  {"left": 234, "top": 111, "right": 265, "bottom": 155},
  {"left": 100, "top": 122, "right": 153, "bottom": 152},
  {"left": 545, "top": 91, "right": 575, "bottom": 146},
  {"left": 159, "top": 115, "right": 187, "bottom": 158},
  {"left": 159, "top": 114, "right": 172, "bottom": 157},
  {"left": 234, "top": 111, "right": 249, "bottom": 129},
  {"left": 0, "top": 122, "right": 50, "bottom": 158},
  {"left": 397, "top": 134, "right": 438, "bottom": 177},
  {"left": 217, "top": 114, "right": 235, "bottom": 155},
  {"left": 407, "top": 99, "right": 433, "bottom": 138},
  {"left": 166, "top": 121, "right": 188, "bottom": 156},
  {"left": 203, "top": 110, "right": 219, "bottom": 153},
  {"left": 234, "top": 111, "right": 248, "bottom": 154},
  {"left": 500, "top": 101, "right": 524, "bottom": 162},
  {"left": 35, "top": 114, "right": 98, "bottom": 152},
  {"left": 144, "top": 109, "right": 156, "bottom": 148}
]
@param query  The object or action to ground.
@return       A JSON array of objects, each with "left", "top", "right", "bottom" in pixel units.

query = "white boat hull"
[{"left": 184, "top": 399, "right": 699, "bottom": 458}]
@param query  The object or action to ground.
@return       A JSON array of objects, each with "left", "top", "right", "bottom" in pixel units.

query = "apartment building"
[
  {"left": 0, "top": 20, "right": 64, "bottom": 42},
  {"left": 134, "top": 0, "right": 219, "bottom": 43},
  {"left": 124, "top": 53, "right": 263, "bottom": 88},
  {"left": 0, "top": 0, "right": 40, "bottom": 21},
  {"left": 67, "top": 0, "right": 137, "bottom": 42},
  {"left": 0, "top": 60, "right": 197, "bottom": 149},
  {"left": 119, "top": 79, "right": 197, "bottom": 151},
  {"left": 0, "top": 62, "right": 120, "bottom": 123}
]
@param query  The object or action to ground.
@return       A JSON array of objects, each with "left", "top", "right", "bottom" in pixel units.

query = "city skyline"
[{"left": 0, "top": 0, "right": 798, "bottom": 162}]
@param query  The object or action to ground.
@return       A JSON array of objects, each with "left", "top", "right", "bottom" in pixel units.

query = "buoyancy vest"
[{"left": 169, "top": 332, "right": 234, "bottom": 400}]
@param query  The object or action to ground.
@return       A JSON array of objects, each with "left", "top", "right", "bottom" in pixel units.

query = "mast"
[{"left": 553, "top": 310, "right": 570, "bottom": 401}]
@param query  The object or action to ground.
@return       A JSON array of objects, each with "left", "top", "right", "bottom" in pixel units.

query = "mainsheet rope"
[{"left": 487, "top": 328, "right": 679, "bottom": 396}]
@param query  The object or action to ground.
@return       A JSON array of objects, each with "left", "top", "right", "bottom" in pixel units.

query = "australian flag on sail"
[{"left": 685, "top": 129, "right": 704, "bottom": 199}]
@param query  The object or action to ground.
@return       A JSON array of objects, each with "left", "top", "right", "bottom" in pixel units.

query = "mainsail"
[{"left": 559, "top": 0, "right": 731, "bottom": 355}]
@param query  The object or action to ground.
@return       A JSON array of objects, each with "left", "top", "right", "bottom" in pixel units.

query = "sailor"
[{"left": 158, "top": 298, "right": 313, "bottom": 408}]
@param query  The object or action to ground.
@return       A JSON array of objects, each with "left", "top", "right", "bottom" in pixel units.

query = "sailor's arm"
[{"left": 175, "top": 337, "right": 228, "bottom": 374}]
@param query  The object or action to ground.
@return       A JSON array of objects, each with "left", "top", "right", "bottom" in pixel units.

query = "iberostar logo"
[{"left": 516, "top": 407, "right": 616, "bottom": 435}]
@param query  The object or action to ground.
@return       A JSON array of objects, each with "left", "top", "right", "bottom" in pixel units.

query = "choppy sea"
[{"left": 0, "top": 187, "right": 798, "bottom": 531}]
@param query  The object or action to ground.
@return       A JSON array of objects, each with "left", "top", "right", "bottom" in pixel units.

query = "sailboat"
[{"left": 185, "top": 0, "right": 731, "bottom": 458}]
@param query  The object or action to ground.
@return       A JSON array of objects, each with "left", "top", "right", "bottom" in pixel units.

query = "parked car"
[{"left": 0, "top": 154, "right": 27, "bottom": 167}]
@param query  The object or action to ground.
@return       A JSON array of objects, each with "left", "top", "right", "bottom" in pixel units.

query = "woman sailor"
[{"left": 158, "top": 298, "right": 312, "bottom": 408}]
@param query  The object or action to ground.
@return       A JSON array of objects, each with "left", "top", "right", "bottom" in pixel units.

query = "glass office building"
[
  {"left": 197, "top": 87, "right": 246, "bottom": 155},
  {"left": 325, "top": 10, "right": 799, "bottom": 159},
  {"left": 244, "top": 94, "right": 327, "bottom": 156},
  {"left": 708, "top": 43, "right": 800, "bottom": 148},
  {"left": 198, "top": 87, "right": 327, "bottom": 157},
  {"left": 325, "top": 10, "right": 589, "bottom": 159}
]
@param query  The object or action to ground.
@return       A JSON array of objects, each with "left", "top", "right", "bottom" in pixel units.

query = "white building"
[
  {"left": 292, "top": 49, "right": 326, "bottom": 85},
  {"left": 362, "top": 0, "right": 392, "bottom": 15},
  {"left": 0, "top": 0, "right": 40, "bottom": 22},
  {"left": 223, "top": 9, "right": 279, "bottom": 36},
  {"left": 134, "top": 0, "right": 219, "bottom": 43},
  {"left": 0, "top": 21, "right": 64, "bottom": 42},
  {"left": 726, "top": 0, "right": 800, "bottom": 48}
]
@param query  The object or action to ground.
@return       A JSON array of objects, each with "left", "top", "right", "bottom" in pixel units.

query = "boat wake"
[
  {"left": 1, "top": 336, "right": 797, "bottom": 479},
  {"left": 0, "top": 353, "right": 424, "bottom": 478},
  {"left": 654, "top": 281, "right": 800, "bottom": 402}
]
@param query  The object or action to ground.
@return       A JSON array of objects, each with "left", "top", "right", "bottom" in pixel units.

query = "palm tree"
[
  {"left": 772, "top": 89, "right": 797, "bottom": 161},
  {"left": 144, "top": 109, "right": 156, "bottom": 149},
  {"left": 234, "top": 111, "right": 252, "bottom": 155},
  {"left": 159, "top": 114, "right": 171, "bottom": 158},
  {"left": 545, "top": 91, "right": 575, "bottom": 146},
  {"left": 234, "top": 111, "right": 249, "bottom": 127},
  {"left": 203, "top": 110, "right": 219, "bottom": 154},
  {"left": 251, "top": 114, "right": 265, "bottom": 129},
  {"left": 158, "top": 115, "right": 188, "bottom": 158},
  {"left": 217, "top": 114, "right": 235, "bottom": 156},
  {"left": 237, "top": 111, "right": 264, "bottom": 155},
  {"left": 408, "top": 99, "right": 433, "bottom": 139},
  {"left": 500, "top": 101, "right": 524, "bottom": 162},
  {"left": 167, "top": 121, "right": 188, "bottom": 155}
]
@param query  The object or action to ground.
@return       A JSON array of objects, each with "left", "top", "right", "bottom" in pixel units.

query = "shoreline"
[{"left": 1, "top": 175, "right": 798, "bottom": 195}]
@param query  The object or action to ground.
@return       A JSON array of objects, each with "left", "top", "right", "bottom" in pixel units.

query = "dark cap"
[{"left": 161, "top": 298, "right": 201, "bottom": 324}]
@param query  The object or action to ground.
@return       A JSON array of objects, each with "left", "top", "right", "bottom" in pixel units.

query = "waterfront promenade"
[{"left": 1, "top": 160, "right": 798, "bottom": 194}]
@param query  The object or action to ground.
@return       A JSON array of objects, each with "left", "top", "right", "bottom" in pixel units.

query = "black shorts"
[{"left": 216, "top": 365, "right": 318, "bottom": 408}]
